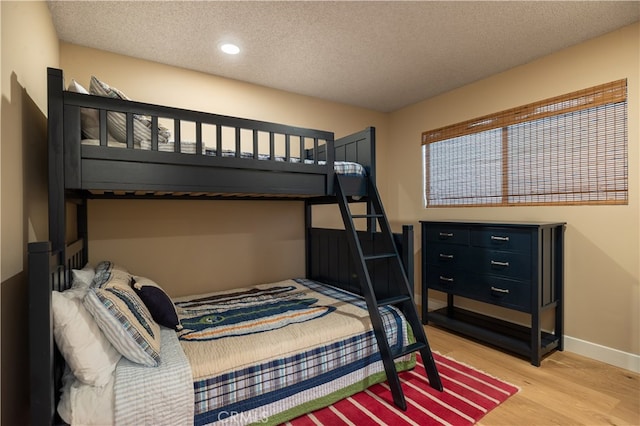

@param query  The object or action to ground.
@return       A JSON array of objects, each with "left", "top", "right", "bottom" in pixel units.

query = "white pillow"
[
  {"left": 67, "top": 80, "right": 101, "bottom": 141},
  {"left": 68, "top": 79, "right": 89, "bottom": 95},
  {"left": 71, "top": 263, "right": 95, "bottom": 290},
  {"left": 52, "top": 290, "right": 122, "bottom": 386},
  {"left": 58, "top": 366, "right": 114, "bottom": 426}
]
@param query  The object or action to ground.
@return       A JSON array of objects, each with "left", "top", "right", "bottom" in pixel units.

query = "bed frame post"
[
  {"left": 326, "top": 136, "right": 335, "bottom": 195},
  {"left": 400, "top": 224, "right": 414, "bottom": 295},
  {"left": 28, "top": 241, "right": 56, "bottom": 426},
  {"left": 304, "top": 200, "right": 312, "bottom": 279},
  {"left": 78, "top": 199, "right": 89, "bottom": 263},
  {"left": 48, "top": 68, "right": 66, "bottom": 256},
  {"left": 367, "top": 127, "right": 376, "bottom": 185}
]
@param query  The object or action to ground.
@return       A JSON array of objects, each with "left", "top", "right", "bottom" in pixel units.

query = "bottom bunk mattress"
[{"left": 59, "top": 278, "right": 416, "bottom": 425}]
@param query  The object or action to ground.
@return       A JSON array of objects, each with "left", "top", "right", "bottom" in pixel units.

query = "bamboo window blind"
[{"left": 422, "top": 79, "right": 628, "bottom": 207}]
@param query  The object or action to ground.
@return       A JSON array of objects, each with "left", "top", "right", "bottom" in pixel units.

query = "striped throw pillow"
[
  {"left": 89, "top": 76, "right": 171, "bottom": 145},
  {"left": 84, "top": 276, "right": 161, "bottom": 367},
  {"left": 91, "top": 260, "right": 131, "bottom": 289}
]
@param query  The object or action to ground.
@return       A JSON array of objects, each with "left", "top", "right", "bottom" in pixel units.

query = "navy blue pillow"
[{"left": 132, "top": 276, "right": 183, "bottom": 331}]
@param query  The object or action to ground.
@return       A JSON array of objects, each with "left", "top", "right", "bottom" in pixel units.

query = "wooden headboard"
[{"left": 306, "top": 225, "right": 414, "bottom": 299}]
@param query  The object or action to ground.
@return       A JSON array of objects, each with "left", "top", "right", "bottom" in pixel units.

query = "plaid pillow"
[{"left": 84, "top": 276, "right": 161, "bottom": 367}]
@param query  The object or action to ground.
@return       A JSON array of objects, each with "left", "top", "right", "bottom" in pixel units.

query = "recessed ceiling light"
[{"left": 220, "top": 43, "right": 240, "bottom": 55}]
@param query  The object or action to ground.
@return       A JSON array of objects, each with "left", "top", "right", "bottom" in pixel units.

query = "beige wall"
[
  {"left": 60, "top": 43, "right": 389, "bottom": 296},
  {"left": 388, "top": 23, "right": 639, "bottom": 357},
  {"left": 1, "top": 1, "right": 59, "bottom": 423}
]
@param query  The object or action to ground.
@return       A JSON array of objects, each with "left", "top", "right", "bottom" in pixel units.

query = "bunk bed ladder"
[{"left": 335, "top": 174, "right": 443, "bottom": 410}]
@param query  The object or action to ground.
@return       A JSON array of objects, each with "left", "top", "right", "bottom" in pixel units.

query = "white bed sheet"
[{"left": 58, "top": 328, "right": 193, "bottom": 426}]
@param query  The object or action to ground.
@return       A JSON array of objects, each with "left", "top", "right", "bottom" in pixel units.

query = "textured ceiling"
[{"left": 48, "top": 1, "right": 639, "bottom": 112}]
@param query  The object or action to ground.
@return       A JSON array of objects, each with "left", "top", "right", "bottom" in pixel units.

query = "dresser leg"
[
  {"left": 446, "top": 294, "right": 454, "bottom": 316},
  {"left": 531, "top": 309, "right": 542, "bottom": 366}
]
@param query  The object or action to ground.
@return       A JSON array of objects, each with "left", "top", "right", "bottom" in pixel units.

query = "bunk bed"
[{"left": 29, "top": 68, "right": 441, "bottom": 425}]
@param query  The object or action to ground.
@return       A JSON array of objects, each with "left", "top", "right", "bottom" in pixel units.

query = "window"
[{"left": 422, "top": 80, "right": 628, "bottom": 207}]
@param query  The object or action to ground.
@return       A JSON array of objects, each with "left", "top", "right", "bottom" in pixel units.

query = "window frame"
[{"left": 422, "top": 79, "right": 628, "bottom": 208}]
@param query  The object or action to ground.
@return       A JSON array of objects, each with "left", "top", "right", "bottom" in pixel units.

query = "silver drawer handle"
[
  {"left": 439, "top": 275, "right": 454, "bottom": 283},
  {"left": 439, "top": 254, "right": 454, "bottom": 259},
  {"left": 491, "top": 286, "right": 510, "bottom": 294},
  {"left": 491, "top": 260, "right": 510, "bottom": 267},
  {"left": 439, "top": 232, "right": 454, "bottom": 238},
  {"left": 491, "top": 235, "right": 510, "bottom": 242}
]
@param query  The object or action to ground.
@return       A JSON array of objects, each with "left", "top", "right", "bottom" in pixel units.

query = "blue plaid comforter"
[{"left": 175, "top": 278, "right": 411, "bottom": 426}]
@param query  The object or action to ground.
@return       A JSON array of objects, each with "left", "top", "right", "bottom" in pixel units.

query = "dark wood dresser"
[{"left": 420, "top": 220, "right": 565, "bottom": 366}]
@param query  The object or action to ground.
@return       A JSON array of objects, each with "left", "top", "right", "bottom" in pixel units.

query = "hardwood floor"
[{"left": 422, "top": 325, "right": 640, "bottom": 425}]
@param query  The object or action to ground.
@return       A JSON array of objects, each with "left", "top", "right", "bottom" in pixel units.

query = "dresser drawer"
[
  {"left": 425, "top": 266, "right": 529, "bottom": 310},
  {"left": 424, "top": 266, "right": 467, "bottom": 294},
  {"left": 470, "top": 227, "right": 531, "bottom": 253},
  {"left": 469, "top": 248, "right": 531, "bottom": 279},
  {"left": 425, "top": 244, "right": 470, "bottom": 269},
  {"left": 425, "top": 267, "right": 490, "bottom": 303},
  {"left": 475, "top": 275, "right": 531, "bottom": 312},
  {"left": 424, "top": 225, "right": 469, "bottom": 246}
]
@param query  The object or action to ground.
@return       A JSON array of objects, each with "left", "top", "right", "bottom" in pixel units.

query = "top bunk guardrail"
[{"left": 48, "top": 67, "right": 360, "bottom": 198}]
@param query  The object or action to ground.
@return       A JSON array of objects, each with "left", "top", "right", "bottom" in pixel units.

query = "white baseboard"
[
  {"left": 423, "top": 297, "right": 640, "bottom": 373},
  {"left": 564, "top": 335, "right": 640, "bottom": 373}
]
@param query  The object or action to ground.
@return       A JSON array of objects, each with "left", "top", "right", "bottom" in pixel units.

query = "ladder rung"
[
  {"left": 335, "top": 173, "right": 443, "bottom": 400},
  {"left": 392, "top": 342, "right": 427, "bottom": 359},
  {"left": 351, "top": 214, "right": 384, "bottom": 219},
  {"left": 377, "top": 295, "right": 412, "bottom": 306},
  {"left": 363, "top": 253, "right": 396, "bottom": 261}
]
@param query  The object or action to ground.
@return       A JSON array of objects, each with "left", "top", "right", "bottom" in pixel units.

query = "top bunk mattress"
[{"left": 80, "top": 138, "right": 366, "bottom": 177}]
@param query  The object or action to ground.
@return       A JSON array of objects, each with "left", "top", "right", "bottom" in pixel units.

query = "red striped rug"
[{"left": 286, "top": 352, "right": 519, "bottom": 426}]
